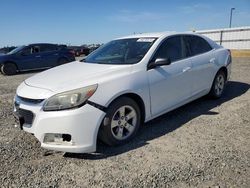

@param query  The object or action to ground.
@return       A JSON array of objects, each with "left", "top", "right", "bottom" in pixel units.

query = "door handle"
[
  {"left": 35, "top": 55, "right": 41, "bottom": 58},
  {"left": 209, "top": 58, "right": 216, "bottom": 63},
  {"left": 182, "top": 67, "right": 191, "bottom": 72}
]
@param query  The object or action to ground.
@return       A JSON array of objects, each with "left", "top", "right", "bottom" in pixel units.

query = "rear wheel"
[
  {"left": 1, "top": 63, "right": 17, "bottom": 75},
  {"left": 98, "top": 97, "right": 141, "bottom": 146},
  {"left": 209, "top": 70, "right": 226, "bottom": 98}
]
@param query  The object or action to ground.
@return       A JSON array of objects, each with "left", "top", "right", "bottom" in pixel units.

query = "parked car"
[
  {"left": 0, "top": 43, "right": 75, "bottom": 75},
  {"left": 14, "top": 32, "right": 231, "bottom": 153},
  {"left": 67, "top": 46, "right": 90, "bottom": 57},
  {"left": 0, "top": 46, "right": 16, "bottom": 54},
  {"left": 75, "top": 46, "right": 90, "bottom": 56}
]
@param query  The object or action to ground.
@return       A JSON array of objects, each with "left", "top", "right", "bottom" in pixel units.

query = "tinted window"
[
  {"left": 153, "top": 36, "right": 184, "bottom": 63},
  {"left": 8, "top": 46, "right": 25, "bottom": 54},
  {"left": 40, "top": 44, "right": 57, "bottom": 52},
  {"left": 185, "top": 36, "right": 212, "bottom": 56},
  {"left": 31, "top": 46, "right": 40, "bottom": 54},
  {"left": 20, "top": 47, "right": 32, "bottom": 55}
]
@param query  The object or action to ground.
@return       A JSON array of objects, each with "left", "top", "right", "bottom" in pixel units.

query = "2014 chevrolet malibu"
[{"left": 14, "top": 32, "right": 231, "bottom": 153}]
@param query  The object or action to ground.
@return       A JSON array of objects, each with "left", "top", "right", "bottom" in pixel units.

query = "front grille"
[
  {"left": 16, "top": 108, "right": 34, "bottom": 125},
  {"left": 17, "top": 96, "right": 44, "bottom": 104}
]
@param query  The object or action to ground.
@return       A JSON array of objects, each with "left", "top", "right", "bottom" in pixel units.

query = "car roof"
[
  {"left": 116, "top": 31, "right": 220, "bottom": 49},
  {"left": 117, "top": 31, "right": 206, "bottom": 39},
  {"left": 27, "top": 43, "right": 58, "bottom": 46}
]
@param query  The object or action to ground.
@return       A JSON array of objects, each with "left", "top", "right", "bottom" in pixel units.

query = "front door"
[
  {"left": 147, "top": 36, "right": 192, "bottom": 116},
  {"left": 16, "top": 46, "right": 42, "bottom": 70}
]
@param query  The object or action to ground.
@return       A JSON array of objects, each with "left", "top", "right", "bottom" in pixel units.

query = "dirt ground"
[{"left": 0, "top": 57, "right": 249, "bottom": 187}]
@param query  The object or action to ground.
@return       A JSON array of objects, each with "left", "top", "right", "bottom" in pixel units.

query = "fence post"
[{"left": 220, "top": 30, "right": 223, "bottom": 45}]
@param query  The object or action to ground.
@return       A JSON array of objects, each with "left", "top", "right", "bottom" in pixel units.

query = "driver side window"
[
  {"left": 20, "top": 47, "right": 32, "bottom": 56},
  {"left": 153, "top": 36, "right": 184, "bottom": 63}
]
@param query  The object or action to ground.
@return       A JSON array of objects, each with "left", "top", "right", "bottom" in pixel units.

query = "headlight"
[{"left": 43, "top": 84, "right": 97, "bottom": 111}]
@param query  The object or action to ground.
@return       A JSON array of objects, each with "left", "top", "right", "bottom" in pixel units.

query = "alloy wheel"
[
  {"left": 215, "top": 74, "right": 225, "bottom": 96},
  {"left": 111, "top": 105, "right": 137, "bottom": 140}
]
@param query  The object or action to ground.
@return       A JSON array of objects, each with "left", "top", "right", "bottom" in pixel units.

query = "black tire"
[
  {"left": 57, "top": 58, "right": 68, "bottom": 66},
  {"left": 98, "top": 97, "right": 141, "bottom": 146},
  {"left": 209, "top": 70, "right": 226, "bottom": 98},
  {"left": 1, "top": 63, "right": 17, "bottom": 75}
]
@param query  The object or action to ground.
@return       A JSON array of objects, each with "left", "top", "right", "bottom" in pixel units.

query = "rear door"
[
  {"left": 184, "top": 35, "right": 215, "bottom": 96},
  {"left": 147, "top": 35, "right": 193, "bottom": 116},
  {"left": 39, "top": 44, "right": 59, "bottom": 67}
]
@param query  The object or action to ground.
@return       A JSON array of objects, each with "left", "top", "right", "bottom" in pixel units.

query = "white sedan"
[{"left": 14, "top": 32, "right": 231, "bottom": 153}]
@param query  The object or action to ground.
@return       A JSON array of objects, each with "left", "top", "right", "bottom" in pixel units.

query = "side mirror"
[
  {"left": 148, "top": 58, "right": 171, "bottom": 69},
  {"left": 155, "top": 58, "right": 171, "bottom": 66}
]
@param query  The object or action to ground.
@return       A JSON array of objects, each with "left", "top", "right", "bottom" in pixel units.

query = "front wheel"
[
  {"left": 98, "top": 97, "right": 141, "bottom": 146},
  {"left": 1, "top": 63, "right": 17, "bottom": 75},
  {"left": 209, "top": 71, "right": 226, "bottom": 98}
]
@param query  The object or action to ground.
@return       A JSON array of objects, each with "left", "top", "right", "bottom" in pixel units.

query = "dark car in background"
[
  {"left": 0, "top": 43, "right": 75, "bottom": 75},
  {"left": 68, "top": 46, "right": 90, "bottom": 57},
  {"left": 0, "top": 46, "right": 16, "bottom": 55}
]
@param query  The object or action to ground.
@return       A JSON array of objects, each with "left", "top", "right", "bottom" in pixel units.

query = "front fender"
[{"left": 89, "top": 70, "right": 151, "bottom": 121}]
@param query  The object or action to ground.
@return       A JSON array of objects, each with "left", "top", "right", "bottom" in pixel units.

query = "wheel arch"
[
  {"left": 218, "top": 66, "right": 228, "bottom": 80},
  {"left": 210, "top": 66, "right": 228, "bottom": 87},
  {"left": 1, "top": 61, "right": 19, "bottom": 73},
  {"left": 96, "top": 92, "right": 146, "bottom": 146},
  {"left": 3, "top": 61, "right": 18, "bottom": 68},
  {"left": 105, "top": 92, "right": 146, "bottom": 124}
]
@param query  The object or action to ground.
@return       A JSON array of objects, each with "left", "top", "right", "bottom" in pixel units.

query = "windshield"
[
  {"left": 85, "top": 38, "right": 156, "bottom": 65},
  {"left": 7, "top": 46, "right": 25, "bottom": 54}
]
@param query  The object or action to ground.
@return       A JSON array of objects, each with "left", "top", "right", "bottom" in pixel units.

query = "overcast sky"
[{"left": 0, "top": 0, "right": 250, "bottom": 47}]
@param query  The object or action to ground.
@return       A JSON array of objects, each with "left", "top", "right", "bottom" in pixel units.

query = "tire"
[
  {"left": 57, "top": 58, "right": 68, "bottom": 66},
  {"left": 1, "top": 63, "right": 17, "bottom": 75},
  {"left": 209, "top": 70, "right": 226, "bottom": 98},
  {"left": 98, "top": 97, "right": 141, "bottom": 146}
]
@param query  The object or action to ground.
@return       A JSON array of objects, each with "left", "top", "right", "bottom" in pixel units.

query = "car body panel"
[
  {"left": 17, "top": 82, "right": 54, "bottom": 99},
  {"left": 24, "top": 61, "right": 133, "bottom": 93},
  {"left": 147, "top": 58, "right": 193, "bottom": 116}
]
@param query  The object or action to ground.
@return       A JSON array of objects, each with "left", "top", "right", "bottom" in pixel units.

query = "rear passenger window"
[
  {"left": 153, "top": 36, "right": 184, "bottom": 63},
  {"left": 185, "top": 36, "right": 212, "bottom": 57},
  {"left": 40, "top": 45, "right": 57, "bottom": 52}
]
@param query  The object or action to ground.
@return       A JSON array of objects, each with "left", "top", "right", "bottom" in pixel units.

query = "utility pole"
[{"left": 229, "top": 8, "right": 235, "bottom": 28}]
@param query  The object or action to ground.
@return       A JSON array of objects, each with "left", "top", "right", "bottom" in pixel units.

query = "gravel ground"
[{"left": 0, "top": 58, "right": 249, "bottom": 187}]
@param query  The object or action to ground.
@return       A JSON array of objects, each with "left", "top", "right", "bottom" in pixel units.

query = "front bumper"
[{"left": 14, "top": 96, "right": 106, "bottom": 153}]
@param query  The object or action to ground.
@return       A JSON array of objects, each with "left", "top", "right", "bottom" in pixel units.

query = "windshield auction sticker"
[{"left": 137, "top": 38, "right": 155, "bottom": 42}]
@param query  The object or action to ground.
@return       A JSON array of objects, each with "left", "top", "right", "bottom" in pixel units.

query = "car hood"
[{"left": 24, "top": 61, "right": 132, "bottom": 94}]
